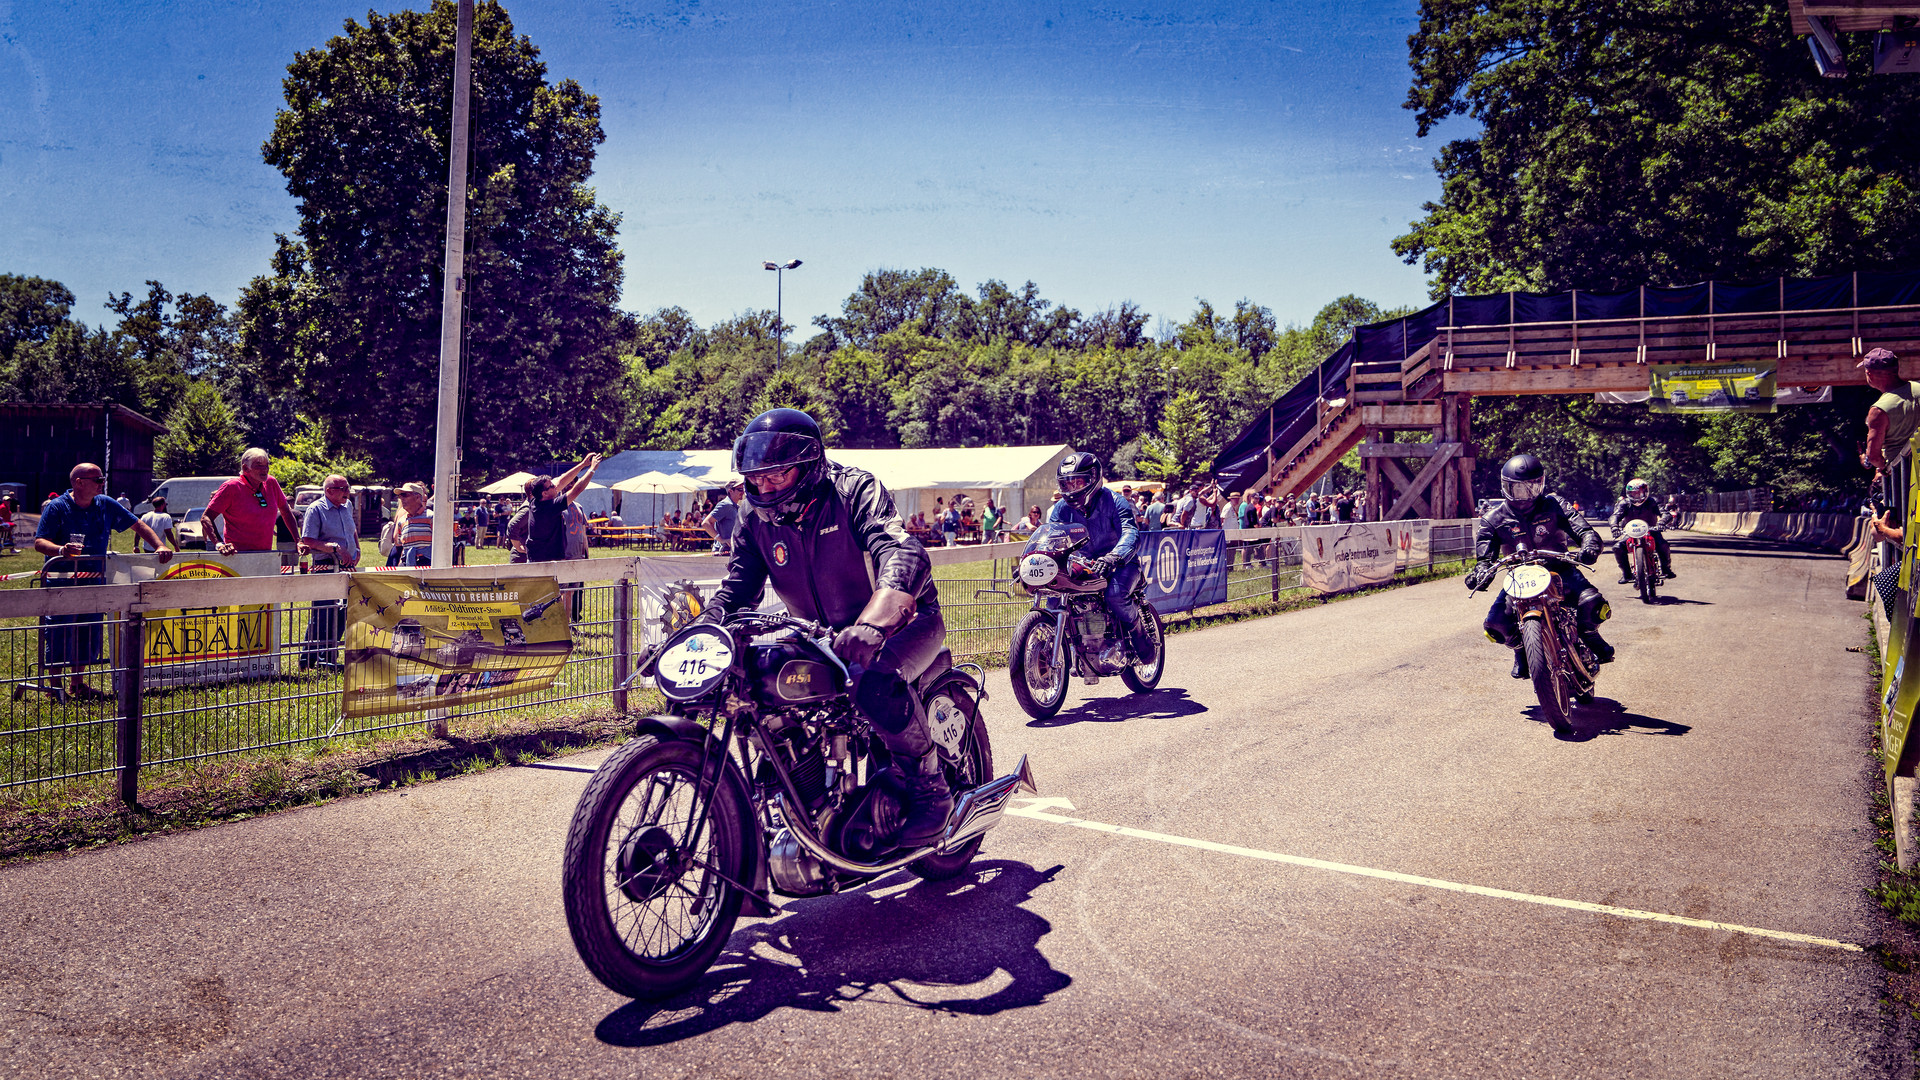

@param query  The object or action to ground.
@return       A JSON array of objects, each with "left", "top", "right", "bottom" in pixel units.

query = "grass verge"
[{"left": 0, "top": 559, "right": 1468, "bottom": 867}]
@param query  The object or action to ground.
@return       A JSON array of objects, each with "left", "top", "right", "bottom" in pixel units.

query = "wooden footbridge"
[{"left": 1214, "top": 272, "right": 1920, "bottom": 518}]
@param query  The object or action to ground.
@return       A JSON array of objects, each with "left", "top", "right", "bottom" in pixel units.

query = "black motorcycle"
[
  {"left": 562, "top": 610, "right": 1036, "bottom": 1001},
  {"left": 1469, "top": 546, "right": 1598, "bottom": 734},
  {"left": 1006, "top": 521, "right": 1165, "bottom": 719}
]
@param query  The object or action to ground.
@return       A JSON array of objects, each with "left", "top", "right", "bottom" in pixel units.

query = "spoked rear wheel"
[
  {"left": 561, "top": 735, "right": 748, "bottom": 1000},
  {"left": 1521, "top": 619, "right": 1570, "bottom": 733},
  {"left": 1009, "top": 610, "right": 1069, "bottom": 719},
  {"left": 1119, "top": 603, "right": 1165, "bottom": 693}
]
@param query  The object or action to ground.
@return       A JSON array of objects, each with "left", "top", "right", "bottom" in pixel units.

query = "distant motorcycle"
[
  {"left": 1006, "top": 521, "right": 1165, "bottom": 719},
  {"left": 1471, "top": 545, "right": 1598, "bottom": 734},
  {"left": 562, "top": 611, "right": 1035, "bottom": 1001},
  {"left": 1613, "top": 519, "right": 1663, "bottom": 604}
]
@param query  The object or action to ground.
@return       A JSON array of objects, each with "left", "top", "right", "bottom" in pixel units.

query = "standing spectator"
[
  {"left": 1024, "top": 504, "right": 1044, "bottom": 534},
  {"left": 392, "top": 482, "right": 434, "bottom": 567},
  {"left": 940, "top": 498, "right": 960, "bottom": 547},
  {"left": 1334, "top": 489, "right": 1355, "bottom": 523},
  {"left": 1862, "top": 349, "right": 1919, "bottom": 486},
  {"left": 525, "top": 454, "right": 600, "bottom": 563},
  {"left": 206, "top": 447, "right": 298, "bottom": 556},
  {"left": 138, "top": 496, "right": 179, "bottom": 553},
  {"left": 1172, "top": 486, "right": 1195, "bottom": 529},
  {"left": 507, "top": 499, "right": 532, "bottom": 562},
  {"left": 1144, "top": 488, "right": 1168, "bottom": 532},
  {"left": 296, "top": 474, "right": 359, "bottom": 669},
  {"left": 563, "top": 495, "right": 590, "bottom": 618},
  {"left": 0, "top": 494, "right": 16, "bottom": 552},
  {"left": 704, "top": 480, "right": 744, "bottom": 554},
  {"left": 474, "top": 500, "right": 491, "bottom": 548},
  {"left": 981, "top": 498, "right": 1002, "bottom": 543},
  {"left": 34, "top": 463, "right": 172, "bottom": 699}
]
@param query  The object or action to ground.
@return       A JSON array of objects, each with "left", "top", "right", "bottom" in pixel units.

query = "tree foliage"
[
  {"left": 154, "top": 381, "right": 245, "bottom": 479},
  {"left": 238, "top": 0, "right": 625, "bottom": 483}
]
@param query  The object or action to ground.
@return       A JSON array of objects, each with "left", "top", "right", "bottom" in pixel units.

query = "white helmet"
[{"left": 1626, "top": 478, "right": 1650, "bottom": 504}]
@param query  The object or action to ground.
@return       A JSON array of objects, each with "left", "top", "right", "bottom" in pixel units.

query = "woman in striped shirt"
[{"left": 394, "top": 482, "right": 434, "bottom": 567}]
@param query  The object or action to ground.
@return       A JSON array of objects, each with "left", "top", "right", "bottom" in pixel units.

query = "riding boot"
[
  {"left": 1118, "top": 600, "right": 1157, "bottom": 665},
  {"left": 1580, "top": 629, "right": 1615, "bottom": 664},
  {"left": 898, "top": 749, "right": 955, "bottom": 848},
  {"left": 1510, "top": 647, "right": 1529, "bottom": 680},
  {"left": 1661, "top": 563, "right": 1676, "bottom": 579}
]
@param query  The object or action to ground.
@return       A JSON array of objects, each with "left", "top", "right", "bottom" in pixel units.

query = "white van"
[{"left": 139, "top": 477, "right": 230, "bottom": 518}]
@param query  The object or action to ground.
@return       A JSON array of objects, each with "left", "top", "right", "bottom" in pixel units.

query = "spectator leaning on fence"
[
  {"left": 704, "top": 480, "right": 744, "bottom": 554},
  {"left": 297, "top": 474, "right": 359, "bottom": 668},
  {"left": 393, "top": 482, "right": 434, "bottom": 567},
  {"left": 34, "top": 462, "right": 173, "bottom": 699},
  {"left": 207, "top": 447, "right": 298, "bottom": 556},
  {"left": 1862, "top": 349, "right": 1920, "bottom": 484}
]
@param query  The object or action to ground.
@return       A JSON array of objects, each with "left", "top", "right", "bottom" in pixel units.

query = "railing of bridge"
[{"left": 0, "top": 524, "right": 1476, "bottom": 802}]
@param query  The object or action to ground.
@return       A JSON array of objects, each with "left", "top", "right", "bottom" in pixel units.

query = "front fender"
[{"left": 631, "top": 713, "right": 775, "bottom": 918}]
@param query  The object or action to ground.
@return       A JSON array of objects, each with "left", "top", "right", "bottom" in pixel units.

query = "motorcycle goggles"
[
  {"left": 733, "top": 430, "right": 822, "bottom": 476},
  {"left": 1501, "top": 476, "right": 1547, "bottom": 504}
]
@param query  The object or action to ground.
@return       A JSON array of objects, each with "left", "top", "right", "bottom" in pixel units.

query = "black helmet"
[
  {"left": 1499, "top": 453, "right": 1547, "bottom": 512},
  {"left": 734, "top": 408, "right": 825, "bottom": 510},
  {"left": 1056, "top": 452, "right": 1102, "bottom": 511}
]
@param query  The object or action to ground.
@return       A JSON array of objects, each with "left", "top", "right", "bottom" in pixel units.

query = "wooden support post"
[
  {"left": 117, "top": 612, "right": 143, "bottom": 810},
  {"left": 1270, "top": 538, "right": 1280, "bottom": 601},
  {"left": 613, "top": 577, "right": 632, "bottom": 714}
]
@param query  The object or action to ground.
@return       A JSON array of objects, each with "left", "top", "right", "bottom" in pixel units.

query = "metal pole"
[
  {"left": 775, "top": 266, "right": 784, "bottom": 369},
  {"left": 613, "top": 577, "right": 632, "bottom": 714},
  {"left": 117, "top": 612, "right": 144, "bottom": 809},
  {"left": 430, "top": 0, "right": 473, "bottom": 569}
]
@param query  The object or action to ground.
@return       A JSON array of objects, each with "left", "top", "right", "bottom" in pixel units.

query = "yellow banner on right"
[{"left": 1647, "top": 361, "right": 1776, "bottom": 413}]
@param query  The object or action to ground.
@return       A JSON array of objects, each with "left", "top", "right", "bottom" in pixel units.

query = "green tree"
[
  {"left": 239, "top": 0, "right": 625, "bottom": 481},
  {"left": 0, "top": 275, "right": 75, "bottom": 368},
  {"left": 105, "top": 281, "right": 242, "bottom": 420},
  {"left": 1395, "top": 0, "right": 1920, "bottom": 293},
  {"left": 0, "top": 322, "right": 139, "bottom": 408},
  {"left": 814, "top": 268, "right": 974, "bottom": 347},
  {"left": 154, "top": 381, "right": 245, "bottom": 478},
  {"left": 1138, "top": 390, "right": 1219, "bottom": 485},
  {"left": 268, "top": 414, "right": 376, "bottom": 491}
]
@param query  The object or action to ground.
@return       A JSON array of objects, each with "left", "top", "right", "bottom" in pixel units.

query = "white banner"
[
  {"left": 1300, "top": 523, "right": 1396, "bottom": 596},
  {"left": 1387, "top": 520, "right": 1431, "bottom": 569}
]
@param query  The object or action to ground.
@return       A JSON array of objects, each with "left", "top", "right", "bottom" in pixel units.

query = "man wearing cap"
[
  {"left": 703, "top": 480, "right": 744, "bottom": 554},
  {"left": 1862, "top": 348, "right": 1920, "bottom": 479},
  {"left": 393, "top": 482, "right": 435, "bottom": 567}
]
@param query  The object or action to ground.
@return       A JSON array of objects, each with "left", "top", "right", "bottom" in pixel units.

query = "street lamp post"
[{"left": 763, "top": 258, "right": 802, "bottom": 366}]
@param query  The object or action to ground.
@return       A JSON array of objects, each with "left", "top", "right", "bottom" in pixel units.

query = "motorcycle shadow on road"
[
  {"left": 1025, "top": 686, "right": 1208, "bottom": 729},
  {"left": 594, "top": 859, "right": 1072, "bottom": 1047},
  {"left": 1524, "top": 696, "right": 1692, "bottom": 742}
]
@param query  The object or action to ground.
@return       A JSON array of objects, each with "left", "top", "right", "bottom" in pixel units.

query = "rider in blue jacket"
[{"left": 1047, "top": 452, "right": 1157, "bottom": 663}]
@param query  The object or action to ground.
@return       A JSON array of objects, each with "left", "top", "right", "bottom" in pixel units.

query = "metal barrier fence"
[{"left": 0, "top": 523, "right": 1476, "bottom": 802}]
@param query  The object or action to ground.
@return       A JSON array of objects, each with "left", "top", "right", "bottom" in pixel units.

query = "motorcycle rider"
[
  {"left": 1464, "top": 453, "right": 1615, "bottom": 679},
  {"left": 1609, "top": 477, "right": 1676, "bottom": 582},
  {"left": 698, "top": 408, "right": 954, "bottom": 848},
  {"left": 1046, "top": 452, "right": 1158, "bottom": 665}
]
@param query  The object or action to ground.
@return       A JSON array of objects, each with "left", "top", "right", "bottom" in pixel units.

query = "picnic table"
[
  {"left": 662, "top": 525, "right": 710, "bottom": 551},
  {"left": 589, "top": 522, "right": 658, "bottom": 548}
]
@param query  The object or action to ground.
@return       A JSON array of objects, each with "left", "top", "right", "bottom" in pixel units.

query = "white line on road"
[{"left": 1007, "top": 798, "right": 1864, "bottom": 952}]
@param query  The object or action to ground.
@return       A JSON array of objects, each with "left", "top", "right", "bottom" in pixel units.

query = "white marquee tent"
[{"left": 565, "top": 445, "right": 1074, "bottom": 525}]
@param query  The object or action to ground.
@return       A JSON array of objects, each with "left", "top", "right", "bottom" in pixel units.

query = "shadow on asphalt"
[
  {"left": 1024, "top": 686, "right": 1209, "bottom": 728},
  {"left": 594, "top": 860, "right": 1072, "bottom": 1047},
  {"left": 1523, "top": 696, "right": 1692, "bottom": 742}
]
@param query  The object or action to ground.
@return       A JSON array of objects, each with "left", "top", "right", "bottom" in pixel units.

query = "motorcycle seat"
[{"left": 912, "top": 647, "right": 955, "bottom": 695}]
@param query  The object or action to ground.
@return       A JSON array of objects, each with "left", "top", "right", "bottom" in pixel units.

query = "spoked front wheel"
[
  {"left": 1009, "top": 610, "right": 1069, "bottom": 719},
  {"left": 1634, "top": 549, "right": 1656, "bottom": 604},
  {"left": 1521, "top": 619, "right": 1570, "bottom": 733},
  {"left": 561, "top": 734, "right": 749, "bottom": 1000},
  {"left": 1119, "top": 602, "right": 1165, "bottom": 694}
]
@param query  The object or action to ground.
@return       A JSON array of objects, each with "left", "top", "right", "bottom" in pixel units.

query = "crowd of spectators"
[{"left": 1114, "top": 485, "right": 1367, "bottom": 530}]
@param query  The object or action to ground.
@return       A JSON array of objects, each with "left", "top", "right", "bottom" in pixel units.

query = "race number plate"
[
  {"left": 1506, "top": 564, "right": 1552, "bottom": 600},
  {"left": 655, "top": 628, "right": 735, "bottom": 700},
  {"left": 1019, "top": 553, "right": 1058, "bottom": 587},
  {"left": 1624, "top": 519, "right": 1650, "bottom": 539}
]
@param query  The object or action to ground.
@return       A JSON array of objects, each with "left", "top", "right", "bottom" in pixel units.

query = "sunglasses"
[
  {"left": 254, "top": 490, "right": 269, "bottom": 508},
  {"left": 73, "top": 473, "right": 103, "bottom": 483}
]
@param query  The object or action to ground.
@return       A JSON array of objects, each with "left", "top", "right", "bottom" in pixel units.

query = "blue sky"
[{"left": 0, "top": 0, "right": 1453, "bottom": 340}]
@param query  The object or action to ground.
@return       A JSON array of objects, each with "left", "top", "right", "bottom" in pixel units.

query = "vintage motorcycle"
[
  {"left": 1614, "top": 518, "right": 1664, "bottom": 604},
  {"left": 1006, "top": 521, "right": 1166, "bottom": 720},
  {"left": 1470, "top": 545, "right": 1598, "bottom": 734},
  {"left": 562, "top": 610, "right": 1036, "bottom": 1001}
]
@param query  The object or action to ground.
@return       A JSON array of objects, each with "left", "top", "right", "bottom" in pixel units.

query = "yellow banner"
[
  {"left": 343, "top": 574, "right": 572, "bottom": 719},
  {"left": 1647, "top": 361, "right": 1776, "bottom": 413},
  {"left": 142, "top": 559, "right": 277, "bottom": 669}
]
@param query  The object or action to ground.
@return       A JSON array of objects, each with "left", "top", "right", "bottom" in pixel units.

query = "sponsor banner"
[
  {"left": 1140, "top": 529, "right": 1230, "bottom": 613},
  {"left": 1648, "top": 360, "right": 1776, "bottom": 413},
  {"left": 343, "top": 574, "right": 572, "bottom": 719},
  {"left": 1300, "top": 523, "right": 1396, "bottom": 595},
  {"left": 1387, "top": 520, "right": 1431, "bottom": 569},
  {"left": 132, "top": 553, "right": 284, "bottom": 686}
]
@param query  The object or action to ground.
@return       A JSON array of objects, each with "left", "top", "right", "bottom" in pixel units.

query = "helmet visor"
[
  {"left": 1502, "top": 476, "right": 1547, "bottom": 504},
  {"left": 1059, "top": 474, "right": 1095, "bottom": 495},
  {"left": 733, "top": 430, "right": 822, "bottom": 476}
]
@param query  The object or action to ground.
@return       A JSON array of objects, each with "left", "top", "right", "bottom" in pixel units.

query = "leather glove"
[
  {"left": 1087, "top": 555, "right": 1118, "bottom": 576},
  {"left": 1465, "top": 565, "right": 1491, "bottom": 591},
  {"left": 833, "top": 622, "right": 887, "bottom": 668},
  {"left": 1579, "top": 537, "right": 1601, "bottom": 565}
]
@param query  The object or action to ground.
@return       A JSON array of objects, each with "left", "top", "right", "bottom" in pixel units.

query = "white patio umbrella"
[
  {"left": 477, "top": 471, "right": 536, "bottom": 495},
  {"left": 609, "top": 471, "right": 707, "bottom": 495}
]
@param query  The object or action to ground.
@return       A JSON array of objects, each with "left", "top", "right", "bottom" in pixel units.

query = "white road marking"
[{"left": 1006, "top": 798, "right": 1863, "bottom": 952}]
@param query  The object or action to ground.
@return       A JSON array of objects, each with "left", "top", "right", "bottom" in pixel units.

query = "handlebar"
[{"left": 1467, "top": 549, "right": 1577, "bottom": 595}]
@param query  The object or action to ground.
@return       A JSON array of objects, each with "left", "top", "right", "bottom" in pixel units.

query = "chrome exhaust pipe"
[{"left": 937, "top": 754, "right": 1039, "bottom": 853}]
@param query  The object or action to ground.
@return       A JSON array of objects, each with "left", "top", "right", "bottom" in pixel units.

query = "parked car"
[
  {"left": 176, "top": 507, "right": 211, "bottom": 550},
  {"left": 138, "top": 477, "right": 230, "bottom": 518}
]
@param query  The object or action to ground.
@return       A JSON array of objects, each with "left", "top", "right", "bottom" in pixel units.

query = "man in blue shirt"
[
  {"left": 1048, "top": 452, "right": 1157, "bottom": 664},
  {"left": 34, "top": 462, "right": 173, "bottom": 699},
  {"left": 297, "top": 474, "right": 360, "bottom": 669}
]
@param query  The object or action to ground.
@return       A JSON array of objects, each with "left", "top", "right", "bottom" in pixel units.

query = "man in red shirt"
[{"left": 206, "top": 448, "right": 298, "bottom": 555}]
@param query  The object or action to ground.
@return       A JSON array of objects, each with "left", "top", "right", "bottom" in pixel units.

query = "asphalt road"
[{"left": 0, "top": 532, "right": 1894, "bottom": 1079}]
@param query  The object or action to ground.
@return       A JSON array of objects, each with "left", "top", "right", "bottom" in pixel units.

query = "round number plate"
[
  {"left": 1624, "top": 519, "right": 1650, "bottom": 539},
  {"left": 1506, "top": 564, "right": 1552, "bottom": 600},
  {"left": 1019, "top": 553, "right": 1058, "bottom": 587},
  {"left": 655, "top": 628, "right": 735, "bottom": 700}
]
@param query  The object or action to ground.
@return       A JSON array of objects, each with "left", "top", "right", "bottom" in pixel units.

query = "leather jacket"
[
  {"left": 1473, "top": 493, "right": 1601, "bottom": 568},
  {"left": 1046, "top": 487, "right": 1140, "bottom": 562},
  {"left": 1609, "top": 498, "right": 1666, "bottom": 533},
  {"left": 708, "top": 461, "right": 936, "bottom": 629}
]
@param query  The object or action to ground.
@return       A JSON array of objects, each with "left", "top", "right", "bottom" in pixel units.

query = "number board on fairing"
[{"left": 655, "top": 626, "right": 736, "bottom": 700}]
